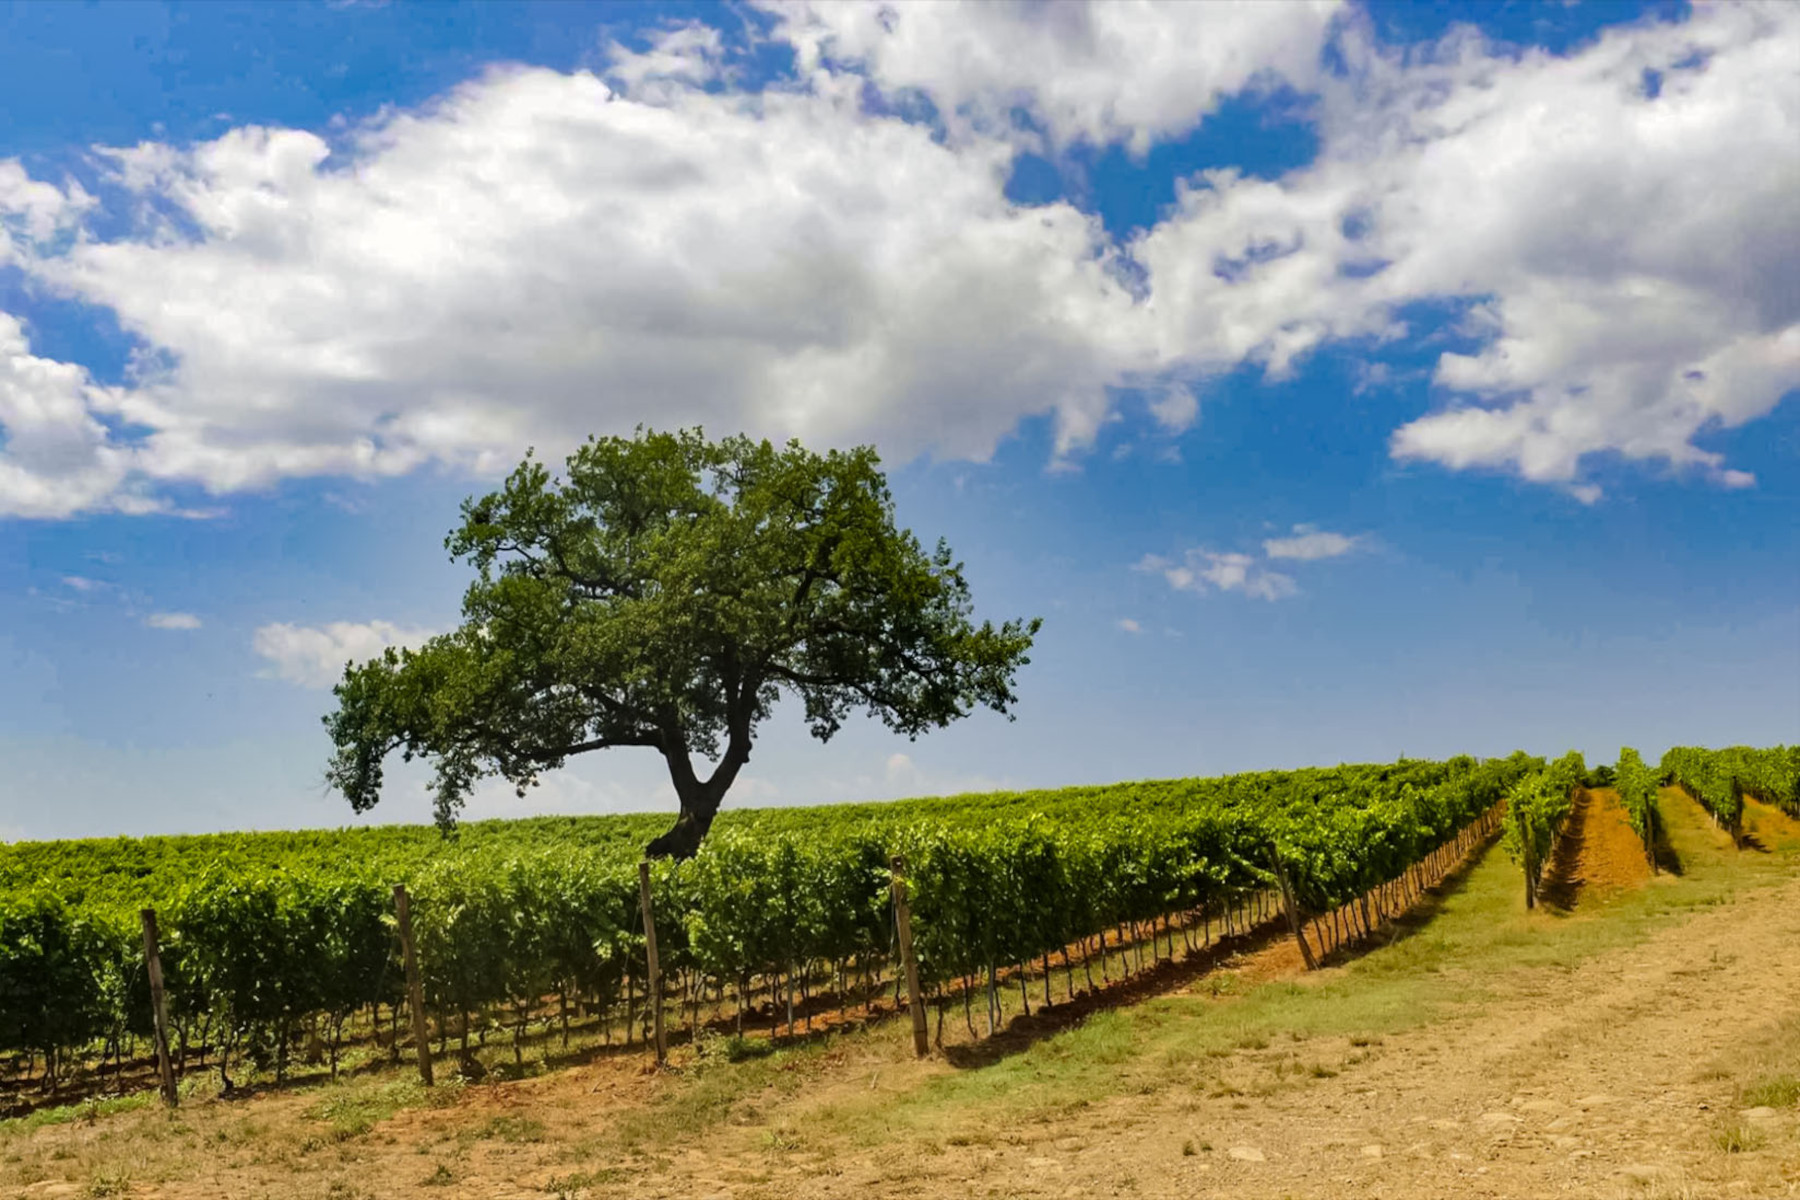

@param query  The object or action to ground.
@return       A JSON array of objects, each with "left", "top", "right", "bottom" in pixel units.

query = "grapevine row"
[
  {"left": 1, "top": 753, "right": 1539, "bottom": 1103},
  {"left": 1499, "top": 751, "right": 1588, "bottom": 909},
  {"left": 1661, "top": 745, "right": 1800, "bottom": 839}
]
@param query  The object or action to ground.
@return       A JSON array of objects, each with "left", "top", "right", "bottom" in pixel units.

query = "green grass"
[
  {"left": 1740, "top": 1076, "right": 1800, "bottom": 1109},
  {"left": 0, "top": 1090, "right": 156, "bottom": 1134},
  {"left": 473, "top": 1114, "right": 546, "bottom": 1143},
  {"left": 305, "top": 1075, "right": 458, "bottom": 1140}
]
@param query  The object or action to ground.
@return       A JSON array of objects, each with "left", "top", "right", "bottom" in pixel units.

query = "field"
[
  {"left": 5, "top": 749, "right": 1800, "bottom": 1198},
  {"left": 0, "top": 753, "right": 1542, "bottom": 1107}
]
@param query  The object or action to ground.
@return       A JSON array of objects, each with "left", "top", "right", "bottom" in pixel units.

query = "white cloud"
[
  {"left": 1136, "top": 549, "right": 1296, "bottom": 602},
  {"left": 61, "top": 574, "right": 101, "bottom": 592},
  {"left": 1137, "top": 5, "right": 1800, "bottom": 494},
  {"left": 604, "top": 21, "right": 726, "bottom": 98},
  {"left": 1117, "top": 617, "right": 1143, "bottom": 633},
  {"left": 0, "top": 159, "right": 89, "bottom": 262},
  {"left": 252, "top": 619, "right": 440, "bottom": 689},
  {"left": 145, "top": 612, "right": 202, "bottom": 630},
  {"left": 0, "top": 315, "right": 145, "bottom": 519},
  {"left": 1145, "top": 382, "right": 1199, "bottom": 434},
  {"left": 884, "top": 751, "right": 919, "bottom": 786},
  {"left": 0, "top": 2, "right": 1793, "bottom": 517},
  {"left": 768, "top": 0, "right": 1342, "bottom": 154},
  {"left": 1263, "top": 523, "right": 1361, "bottom": 561},
  {"left": 857, "top": 749, "right": 1008, "bottom": 800},
  {"left": 1, "top": 62, "right": 1159, "bottom": 515}
]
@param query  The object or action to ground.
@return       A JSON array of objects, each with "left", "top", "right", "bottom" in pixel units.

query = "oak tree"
[{"left": 323, "top": 428, "right": 1040, "bottom": 859}]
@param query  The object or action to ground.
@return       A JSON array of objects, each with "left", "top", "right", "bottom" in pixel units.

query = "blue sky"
[{"left": 1, "top": 0, "right": 1795, "bottom": 842}]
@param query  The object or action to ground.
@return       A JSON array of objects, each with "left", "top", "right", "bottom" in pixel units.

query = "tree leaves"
[{"left": 324, "top": 428, "right": 1041, "bottom": 856}]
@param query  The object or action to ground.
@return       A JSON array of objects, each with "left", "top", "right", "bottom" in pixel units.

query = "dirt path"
[
  {"left": 1542, "top": 787, "right": 1653, "bottom": 908},
  {"left": 696, "top": 863, "right": 1800, "bottom": 1200}
]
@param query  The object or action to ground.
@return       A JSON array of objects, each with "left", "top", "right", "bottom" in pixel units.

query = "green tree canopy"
[{"left": 323, "top": 429, "right": 1041, "bottom": 858}]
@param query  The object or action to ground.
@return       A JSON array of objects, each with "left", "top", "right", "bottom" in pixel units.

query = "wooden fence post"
[
  {"left": 638, "top": 862, "right": 667, "bottom": 1065},
  {"left": 392, "top": 885, "right": 434, "bottom": 1086},
  {"left": 139, "top": 908, "right": 179, "bottom": 1108},
  {"left": 888, "top": 856, "right": 930, "bottom": 1058},
  {"left": 1266, "top": 849, "right": 1317, "bottom": 970}
]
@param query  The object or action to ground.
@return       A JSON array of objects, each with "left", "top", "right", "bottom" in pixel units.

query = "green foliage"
[
  {"left": 323, "top": 428, "right": 1041, "bottom": 858},
  {"left": 9, "top": 747, "right": 1777, "bottom": 1085},
  {"left": 1500, "top": 750, "right": 1584, "bottom": 907},
  {"left": 0, "top": 891, "right": 117, "bottom": 1080},
  {"left": 1662, "top": 745, "right": 1800, "bottom": 836},
  {"left": 1614, "top": 747, "right": 1660, "bottom": 861}
]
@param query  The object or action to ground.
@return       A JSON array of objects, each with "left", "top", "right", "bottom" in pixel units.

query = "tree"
[{"left": 323, "top": 428, "right": 1041, "bottom": 859}]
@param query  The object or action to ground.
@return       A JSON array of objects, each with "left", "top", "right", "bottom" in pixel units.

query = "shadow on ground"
[{"left": 941, "top": 835, "right": 1498, "bottom": 1070}]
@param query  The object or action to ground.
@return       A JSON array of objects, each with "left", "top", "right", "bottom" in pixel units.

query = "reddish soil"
[{"left": 1541, "top": 787, "right": 1652, "bottom": 909}]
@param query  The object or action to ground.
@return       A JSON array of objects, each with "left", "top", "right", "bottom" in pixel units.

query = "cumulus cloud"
[
  {"left": 1136, "top": 550, "right": 1297, "bottom": 602},
  {"left": 1117, "top": 617, "right": 1143, "bottom": 633},
  {"left": 252, "top": 620, "right": 439, "bottom": 688},
  {"left": 145, "top": 612, "right": 202, "bottom": 630},
  {"left": 1263, "top": 523, "right": 1361, "bottom": 560},
  {"left": 0, "top": 314, "right": 144, "bottom": 519},
  {"left": 1145, "top": 382, "right": 1200, "bottom": 434},
  {"left": 767, "top": 0, "right": 1342, "bottom": 154},
  {"left": 1136, "top": 4, "right": 1800, "bottom": 496},
  {"left": 0, "top": 1, "right": 1794, "bottom": 517},
  {"left": 0, "top": 159, "right": 89, "bottom": 261},
  {"left": 604, "top": 21, "right": 727, "bottom": 98},
  {"left": 1, "top": 61, "right": 1156, "bottom": 516}
]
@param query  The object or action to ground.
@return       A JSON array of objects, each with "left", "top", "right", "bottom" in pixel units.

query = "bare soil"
[{"left": 1541, "top": 787, "right": 1653, "bottom": 908}]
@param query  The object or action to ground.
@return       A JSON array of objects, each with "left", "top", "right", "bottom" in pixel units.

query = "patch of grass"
[
  {"left": 305, "top": 1075, "right": 453, "bottom": 1142},
  {"left": 476, "top": 1114, "right": 547, "bottom": 1143},
  {"left": 87, "top": 1167, "right": 132, "bottom": 1197},
  {"left": 1741, "top": 1076, "right": 1800, "bottom": 1109},
  {"left": 0, "top": 1089, "right": 156, "bottom": 1134},
  {"left": 695, "top": 1029, "right": 779, "bottom": 1064},
  {"left": 1714, "top": 1120, "right": 1764, "bottom": 1154},
  {"left": 421, "top": 1162, "right": 456, "bottom": 1187},
  {"left": 602, "top": 1030, "right": 843, "bottom": 1152},
  {"left": 758, "top": 1125, "right": 806, "bottom": 1153},
  {"left": 544, "top": 1168, "right": 629, "bottom": 1197}
]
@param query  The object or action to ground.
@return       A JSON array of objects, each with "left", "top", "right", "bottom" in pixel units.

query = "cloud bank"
[{"left": 0, "top": 2, "right": 1793, "bottom": 517}]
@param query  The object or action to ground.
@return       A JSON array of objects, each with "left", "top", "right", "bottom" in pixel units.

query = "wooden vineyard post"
[
  {"left": 1266, "top": 849, "right": 1317, "bottom": 970},
  {"left": 392, "top": 885, "right": 434, "bottom": 1086},
  {"left": 889, "top": 856, "right": 930, "bottom": 1058},
  {"left": 638, "top": 862, "right": 667, "bottom": 1066},
  {"left": 138, "top": 908, "right": 179, "bottom": 1108}
]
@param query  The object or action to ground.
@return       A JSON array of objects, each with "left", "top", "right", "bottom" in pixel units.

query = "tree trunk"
[
  {"left": 646, "top": 733, "right": 749, "bottom": 860},
  {"left": 646, "top": 804, "right": 717, "bottom": 861}
]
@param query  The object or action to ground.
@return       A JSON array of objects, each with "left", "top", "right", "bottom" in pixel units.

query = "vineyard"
[
  {"left": 2, "top": 746, "right": 1790, "bottom": 1115},
  {"left": 1661, "top": 745, "right": 1800, "bottom": 841},
  {"left": 1498, "top": 751, "right": 1588, "bottom": 909}
]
